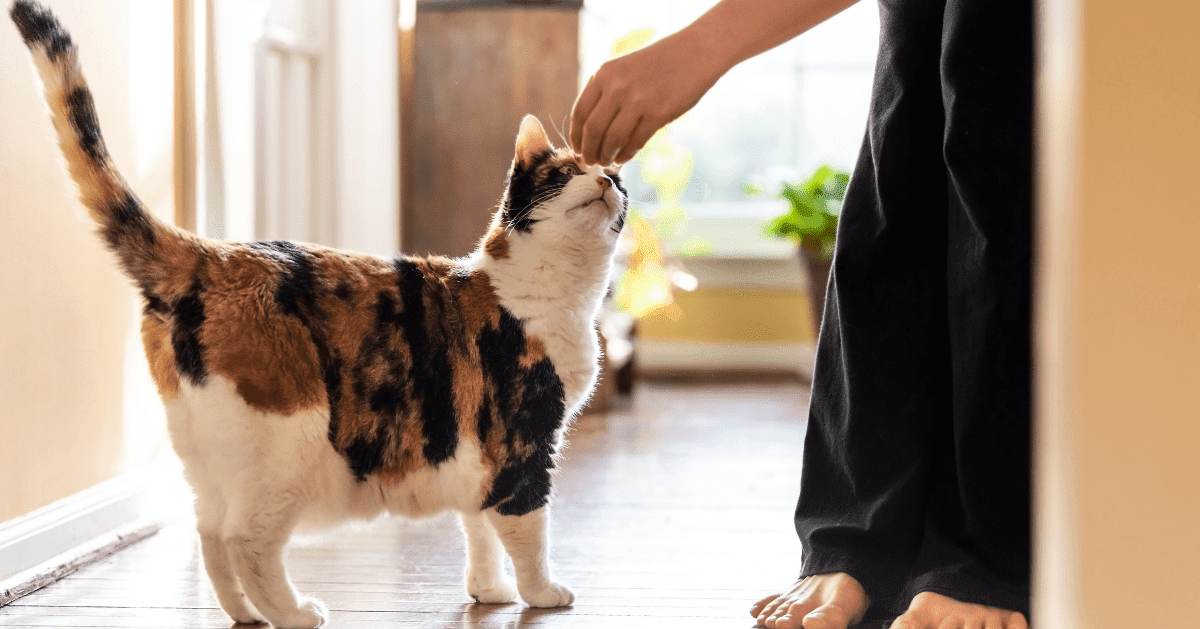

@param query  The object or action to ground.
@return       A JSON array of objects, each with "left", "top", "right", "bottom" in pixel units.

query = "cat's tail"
[{"left": 10, "top": 0, "right": 202, "bottom": 302}]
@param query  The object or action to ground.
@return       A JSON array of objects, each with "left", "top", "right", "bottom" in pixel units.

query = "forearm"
[
  {"left": 674, "top": 0, "right": 862, "bottom": 77},
  {"left": 570, "top": 0, "right": 862, "bottom": 164}
]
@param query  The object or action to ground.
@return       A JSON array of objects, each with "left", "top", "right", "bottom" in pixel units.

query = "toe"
[
  {"left": 775, "top": 612, "right": 805, "bottom": 629},
  {"left": 758, "top": 597, "right": 789, "bottom": 627},
  {"left": 1004, "top": 612, "right": 1028, "bottom": 629},
  {"left": 803, "top": 605, "right": 851, "bottom": 629},
  {"left": 782, "top": 601, "right": 819, "bottom": 628},
  {"left": 752, "top": 593, "right": 781, "bottom": 618}
]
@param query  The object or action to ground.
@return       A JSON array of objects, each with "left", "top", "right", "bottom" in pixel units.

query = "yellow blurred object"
[
  {"left": 612, "top": 28, "right": 655, "bottom": 57},
  {"left": 640, "top": 287, "right": 815, "bottom": 344},
  {"left": 615, "top": 213, "right": 675, "bottom": 318}
]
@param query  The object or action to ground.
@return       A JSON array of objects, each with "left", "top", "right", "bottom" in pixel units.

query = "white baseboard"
[
  {"left": 0, "top": 458, "right": 188, "bottom": 605},
  {"left": 0, "top": 521, "right": 160, "bottom": 606},
  {"left": 635, "top": 339, "right": 817, "bottom": 380}
]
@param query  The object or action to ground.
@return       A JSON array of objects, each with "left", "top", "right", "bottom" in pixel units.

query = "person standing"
[{"left": 570, "top": 1, "right": 1033, "bottom": 627}]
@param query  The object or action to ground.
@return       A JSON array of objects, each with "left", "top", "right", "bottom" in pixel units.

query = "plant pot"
[{"left": 799, "top": 247, "right": 833, "bottom": 342}]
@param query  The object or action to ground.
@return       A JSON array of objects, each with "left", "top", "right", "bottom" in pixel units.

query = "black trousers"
[{"left": 794, "top": 0, "right": 1033, "bottom": 621}]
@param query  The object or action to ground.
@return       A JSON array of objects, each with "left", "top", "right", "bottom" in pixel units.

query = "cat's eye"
[{"left": 559, "top": 165, "right": 581, "bottom": 176}]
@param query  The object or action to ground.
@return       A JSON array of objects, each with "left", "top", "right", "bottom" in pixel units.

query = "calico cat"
[{"left": 10, "top": 2, "right": 627, "bottom": 627}]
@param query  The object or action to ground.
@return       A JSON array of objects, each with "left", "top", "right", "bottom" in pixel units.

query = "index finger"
[{"left": 570, "top": 75, "right": 602, "bottom": 154}]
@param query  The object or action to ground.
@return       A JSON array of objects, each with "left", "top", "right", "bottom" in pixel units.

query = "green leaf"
[
  {"left": 808, "top": 165, "right": 834, "bottom": 191},
  {"left": 829, "top": 172, "right": 851, "bottom": 200}
]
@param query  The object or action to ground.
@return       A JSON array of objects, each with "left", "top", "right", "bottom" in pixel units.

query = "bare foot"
[
  {"left": 889, "top": 591, "right": 1028, "bottom": 629},
  {"left": 751, "top": 572, "right": 869, "bottom": 629}
]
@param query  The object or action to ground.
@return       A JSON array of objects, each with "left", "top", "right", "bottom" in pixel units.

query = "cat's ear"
[{"left": 515, "top": 115, "right": 553, "bottom": 166}]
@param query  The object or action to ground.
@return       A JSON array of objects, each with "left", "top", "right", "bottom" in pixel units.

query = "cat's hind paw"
[
  {"left": 228, "top": 608, "right": 267, "bottom": 626},
  {"left": 271, "top": 597, "right": 328, "bottom": 629},
  {"left": 468, "top": 573, "right": 519, "bottom": 604},
  {"left": 470, "top": 579, "right": 519, "bottom": 605},
  {"left": 520, "top": 582, "right": 575, "bottom": 608}
]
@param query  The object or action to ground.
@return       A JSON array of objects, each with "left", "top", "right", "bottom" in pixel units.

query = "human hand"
[{"left": 570, "top": 33, "right": 726, "bottom": 166}]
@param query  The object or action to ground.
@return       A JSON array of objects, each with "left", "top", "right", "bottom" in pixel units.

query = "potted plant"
[{"left": 758, "top": 165, "right": 850, "bottom": 340}]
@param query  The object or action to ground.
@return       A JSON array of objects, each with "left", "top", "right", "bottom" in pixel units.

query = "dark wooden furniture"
[{"left": 402, "top": 0, "right": 582, "bottom": 257}]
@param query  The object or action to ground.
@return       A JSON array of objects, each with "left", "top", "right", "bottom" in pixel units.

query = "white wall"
[{"left": 0, "top": 0, "right": 173, "bottom": 523}]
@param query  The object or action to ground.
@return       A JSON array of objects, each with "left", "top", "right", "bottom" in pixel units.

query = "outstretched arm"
[{"left": 570, "top": 0, "right": 861, "bottom": 165}]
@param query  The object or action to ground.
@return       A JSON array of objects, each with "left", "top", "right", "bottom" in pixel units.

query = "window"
[{"left": 580, "top": 1, "right": 879, "bottom": 258}]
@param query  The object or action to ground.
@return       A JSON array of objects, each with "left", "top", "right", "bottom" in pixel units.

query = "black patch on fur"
[
  {"left": 478, "top": 308, "right": 567, "bottom": 516},
  {"left": 334, "top": 280, "right": 354, "bottom": 303},
  {"left": 10, "top": 0, "right": 74, "bottom": 60},
  {"left": 171, "top": 279, "right": 207, "bottom": 384},
  {"left": 143, "top": 294, "right": 168, "bottom": 316},
  {"left": 393, "top": 259, "right": 458, "bottom": 464},
  {"left": 502, "top": 149, "right": 554, "bottom": 233},
  {"left": 475, "top": 307, "right": 524, "bottom": 456},
  {"left": 476, "top": 395, "right": 493, "bottom": 447},
  {"left": 249, "top": 241, "right": 316, "bottom": 318},
  {"left": 103, "top": 191, "right": 157, "bottom": 255},
  {"left": 491, "top": 357, "right": 566, "bottom": 515},
  {"left": 492, "top": 453, "right": 555, "bottom": 516},
  {"left": 606, "top": 171, "right": 624, "bottom": 190},
  {"left": 344, "top": 305, "right": 411, "bottom": 480},
  {"left": 102, "top": 192, "right": 161, "bottom": 306},
  {"left": 515, "top": 357, "right": 567, "bottom": 445},
  {"left": 343, "top": 429, "right": 386, "bottom": 480},
  {"left": 324, "top": 349, "right": 344, "bottom": 443},
  {"left": 607, "top": 172, "right": 629, "bottom": 233},
  {"left": 66, "top": 87, "right": 106, "bottom": 163}
]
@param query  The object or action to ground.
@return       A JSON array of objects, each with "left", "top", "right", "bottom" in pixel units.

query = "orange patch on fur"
[
  {"left": 140, "top": 314, "right": 179, "bottom": 400},
  {"left": 200, "top": 245, "right": 325, "bottom": 415},
  {"left": 520, "top": 336, "right": 549, "bottom": 369},
  {"left": 456, "top": 270, "right": 502, "bottom": 331},
  {"left": 484, "top": 230, "right": 510, "bottom": 260}
]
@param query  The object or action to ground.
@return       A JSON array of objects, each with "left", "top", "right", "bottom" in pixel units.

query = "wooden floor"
[{"left": 0, "top": 381, "right": 878, "bottom": 629}]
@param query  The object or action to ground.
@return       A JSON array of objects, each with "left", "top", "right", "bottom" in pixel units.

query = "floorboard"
[{"left": 1, "top": 382, "right": 888, "bottom": 628}]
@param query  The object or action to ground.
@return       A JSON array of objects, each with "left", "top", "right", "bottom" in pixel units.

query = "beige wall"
[
  {"left": 0, "top": 0, "right": 174, "bottom": 523},
  {"left": 1036, "top": 0, "right": 1200, "bottom": 626}
]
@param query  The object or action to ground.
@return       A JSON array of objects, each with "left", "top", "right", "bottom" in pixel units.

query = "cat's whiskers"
[
  {"left": 507, "top": 185, "right": 569, "bottom": 230},
  {"left": 549, "top": 115, "right": 571, "bottom": 150}
]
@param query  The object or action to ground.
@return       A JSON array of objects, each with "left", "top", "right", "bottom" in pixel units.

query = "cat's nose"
[{"left": 596, "top": 176, "right": 611, "bottom": 190}]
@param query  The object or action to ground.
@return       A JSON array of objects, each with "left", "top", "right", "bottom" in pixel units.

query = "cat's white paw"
[
  {"left": 271, "top": 597, "right": 328, "bottom": 629},
  {"left": 520, "top": 582, "right": 575, "bottom": 608},
  {"left": 226, "top": 603, "right": 266, "bottom": 626},
  {"left": 225, "top": 594, "right": 266, "bottom": 626},
  {"left": 468, "top": 575, "right": 519, "bottom": 604},
  {"left": 229, "top": 613, "right": 267, "bottom": 626}
]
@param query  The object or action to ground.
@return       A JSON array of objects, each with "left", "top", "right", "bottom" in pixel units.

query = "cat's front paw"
[
  {"left": 468, "top": 575, "right": 519, "bottom": 605},
  {"left": 272, "top": 597, "right": 328, "bottom": 629},
  {"left": 520, "top": 581, "right": 575, "bottom": 608}
]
